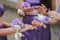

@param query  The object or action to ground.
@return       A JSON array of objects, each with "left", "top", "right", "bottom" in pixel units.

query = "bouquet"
[
  {"left": 18, "top": 2, "right": 32, "bottom": 16},
  {"left": 21, "top": 2, "right": 31, "bottom": 8},
  {"left": 12, "top": 18, "right": 25, "bottom": 40},
  {"left": 21, "top": 2, "right": 34, "bottom": 12},
  {"left": 33, "top": 13, "right": 49, "bottom": 28}
]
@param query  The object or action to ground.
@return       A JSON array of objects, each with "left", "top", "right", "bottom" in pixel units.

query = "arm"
[
  {"left": 0, "top": 27, "right": 27, "bottom": 36},
  {"left": 0, "top": 27, "right": 16, "bottom": 36},
  {"left": 17, "top": 0, "right": 23, "bottom": 8},
  {"left": 0, "top": 24, "right": 35, "bottom": 36},
  {"left": 22, "top": 7, "right": 34, "bottom": 12},
  {"left": 3, "top": 21, "right": 11, "bottom": 28}
]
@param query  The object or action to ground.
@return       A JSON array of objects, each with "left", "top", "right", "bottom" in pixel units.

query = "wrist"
[
  {"left": 19, "top": 24, "right": 28, "bottom": 32},
  {"left": 19, "top": 27, "right": 28, "bottom": 32},
  {"left": 24, "top": 24, "right": 29, "bottom": 31},
  {"left": 24, "top": 27, "right": 28, "bottom": 31}
]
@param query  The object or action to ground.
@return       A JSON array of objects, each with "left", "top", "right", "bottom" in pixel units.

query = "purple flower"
[
  {"left": 21, "top": 2, "right": 30, "bottom": 7},
  {"left": 43, "top": 16, "right": 49, "bottom": 23},
  {"left": 12, "top": 18, "right": 25, "bottom": 27},
  {"left": 34, "top": 14, "right": 49, "bottom": 23},
  {"left": 12, "top": 18, "right": 21, "bottom": 25}
]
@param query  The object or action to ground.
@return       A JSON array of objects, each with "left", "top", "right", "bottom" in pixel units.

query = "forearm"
[
  {"left": 17, "top": 0, "right": 23, "bottom": 8},
  {"left": 0, "top": 27, "right": 27, "bottom": 36},
  {"left": 3, "top": 21, "right": 11, "bottom": 28},
  {"left": 20, "top": 28, "right": 27, "bottom": 32},
  {"left": 0, "top": 27, "right": 16, "bottom": 36}
]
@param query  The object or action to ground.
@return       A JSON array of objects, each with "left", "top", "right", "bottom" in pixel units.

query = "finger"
[
  {"left": 33, "top": 27, "right": 37, "bottom": 29},
  {"left": 41, "top": 4, "right": 47, "bottom": 9}
]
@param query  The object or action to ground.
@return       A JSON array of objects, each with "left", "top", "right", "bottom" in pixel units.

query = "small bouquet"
[
  {"left": 17, "top": 9, "right": 25, "bottom": 16},
  {"left": 21, "top": 2, "right": 34, "bottom": 12},
  {"left": 18, "top": 2, "right": 32, "bottom": 16},
  {"left": 12, "top": 18, "right": 25, "bottom": 40},
  {"left": 33, "top": 13, "right": 49, "bottom": 28},
  {"left": 21, "top": 2, "right": 31, "bottom": 8}
]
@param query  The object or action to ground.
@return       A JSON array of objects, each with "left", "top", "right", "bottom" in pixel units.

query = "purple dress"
[
  {"left": 21, "top": 0, "right": 51, "bottom": 40},
  {"left": 21, "top": 15, "right": 51, "bottom": 40},
  {"left": 0, "top": 25, "right": 7, "bottom": 40}
]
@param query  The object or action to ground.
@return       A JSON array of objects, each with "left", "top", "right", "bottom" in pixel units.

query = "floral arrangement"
[
  {"left": 12, "top": 18, "right": 25, "bottom": 40},
  {"left": 17, "top": 2, "right": 31, "bottom": 17},
  {"left": 21, "top": 2, "right": 31, "bottom": 8},
  {"left": 34, "top": 14, "right": 49, "bottom": 28}
]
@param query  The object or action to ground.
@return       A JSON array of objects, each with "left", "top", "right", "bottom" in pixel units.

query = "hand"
[
  {"left": 47, "top": 11, "right": 57, "bottom": 17},
  {"left": 47, "top": 11, "right": 60, "bottom": 20},
  {"left": 32, "top": 20, "right": 43, "bottom": 27},
  {"left": 47, "top": 11, "right": 60, "bottom": 24},
  {"left": 36, "top": 4, "right": 47, "bottom": 14},
  {"left": 48, "top": 17, "right": 58, "bottom": 25},
  {"left": 25, "top": 24, "right": 37, "bottom": 30},
  {"left": 31, "top": 20, "right": 37, "bottom": 26},
  {"left": 50, "top": 13, "right": 60, "bottom": 21},
  {"left": 36, "top": 6, "right": 42, "bottom": 13},
  {"left": 41, "top": 4, "right": 47, "bottom": 14},
  {"left": 22, "top": 7, "right": 34, "bottom": 12}
]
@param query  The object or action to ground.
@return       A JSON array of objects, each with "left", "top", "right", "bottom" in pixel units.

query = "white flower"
[{"left": 17, "top": 9, "right": 25, "bottom": 16}]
